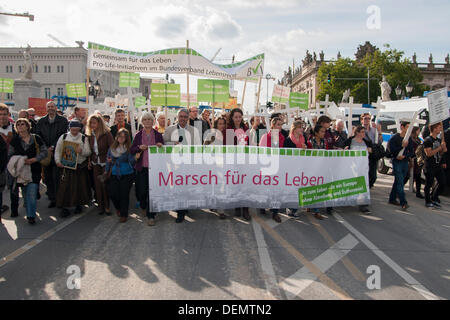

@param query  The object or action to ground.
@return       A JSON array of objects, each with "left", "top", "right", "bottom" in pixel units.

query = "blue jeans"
[
  {"left": 24, "top": 183, "right": 38, "bottom": 218},
  {"left": 389, "top": 160, "right": 409, "bottom": 206}
]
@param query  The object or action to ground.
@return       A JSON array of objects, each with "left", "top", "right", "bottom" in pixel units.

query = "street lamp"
[
  {"left": 265, "top": 73, "right": 275, "bottom": 104},
  {"left": 88, "top": 78, "right": 102, "bottom": 100},
  {"left": 395, "top": 84, "right": 402, "bottom": 100},
  {"left": 405, "top": 81, "right": 413, "bottom": 98}
]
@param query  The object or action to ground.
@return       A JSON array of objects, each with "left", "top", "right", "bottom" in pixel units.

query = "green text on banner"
[
  {"left": 197, "top": 79, "right": 229, "bottom": 103},
  {"left": 272, "top": 84, "right": 290, "bottom": 104},
  {"left": 151, "top": 83, "right": 181, "bottom": 106},
  {"left": 289, "top": 92, "right": 309, "bottom": 110}
]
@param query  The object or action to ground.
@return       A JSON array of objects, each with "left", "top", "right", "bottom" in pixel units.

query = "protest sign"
[
  {"left": 87, "top": 42, "right": 264, "bottom": 81},
  {"left": 197, "top": 79, "right": 229, "bottom": 103},
  {"left": 66, "top": 83, "right": 87, "bottom": 97},
  {"left": 272, "top": 84, "right": 290, "bottom": 104},
  {"left": 427, "top": 88, "right": 449, "bottom": 125},
  {"left": 0, "top": 78, "right": 14, "bottom": 93},
  {"left": 119, "top": 72, "right": 140, "bottom": 88},
  {"left": 151, "top": 83, "right": 181, "bottom": 106},
  {"left": 289, "top": 92, "right": 309, "bottom": 110},
  {"left": 147, "top": 146, "right": 370, "bottom": 211}
]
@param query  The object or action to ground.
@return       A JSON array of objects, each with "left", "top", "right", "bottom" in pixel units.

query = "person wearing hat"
[{"left": 54, "top": 120, "right": 92, "bottom": 217}]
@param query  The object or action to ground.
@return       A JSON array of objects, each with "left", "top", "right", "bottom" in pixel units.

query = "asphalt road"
[{"left": 0, "top": 173, "right": 449, "bottom": 300}]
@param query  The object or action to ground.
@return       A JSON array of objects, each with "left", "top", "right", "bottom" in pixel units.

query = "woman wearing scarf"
[
  {"left": 284, "top": 120, "right": 307, "bottom": 217},
  {"left": 55, "top": 120, "right": 92, "bottom": 218},
  {"left": 130, "top": 112, "right": 163, "bottom": 226},
  {"left": 226, "top": 108, "right": 250, "bottom": 221},
  {"left": 258, "top": 117, "right": 285, "bottom": 223},
  {"left": 86, "top": 114, "right": 114, "bottom": 215},
  {"left": 106, "top": 128, "right": 136, "bottom": 223}
]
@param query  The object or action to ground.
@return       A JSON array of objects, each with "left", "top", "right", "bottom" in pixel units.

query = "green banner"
[
  {"left": 197, "top": 79, "right": 229, "bottom": 103},
  {"left": 289, "top": 92, "right": 309, "bottom": 110},
  {"left": 151, "top": 83, "right": 181, "bottom": 106},
  {"left": 0, "top": 78, "right": 14, "bottom": 93},
  {"left": 135, "top": 96, "right": 146, "bottom": 107},
  {"left": 65, "top": 83, "right": 86, "bottom": 97},
  {"left": 298, "top": 176, "right": 367, "bottom": 207},
  {"left": 119, "top": 72, "right": 140, "bottom": 88}
]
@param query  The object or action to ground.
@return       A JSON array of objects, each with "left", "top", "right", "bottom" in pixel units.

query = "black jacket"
[
  {"left": 36, "top": 114, "right": 69, "bottom": 149},
  {"left": 110, "top": 122, "right": 132, "bottom": 139}
]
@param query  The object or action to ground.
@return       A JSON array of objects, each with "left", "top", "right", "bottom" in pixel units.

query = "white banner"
[
  {"left": 148, "top": 146, "right": 370, "bottom": 212},
  {"left": 88, "top": 42, "right": 264, "bottom": 81}
]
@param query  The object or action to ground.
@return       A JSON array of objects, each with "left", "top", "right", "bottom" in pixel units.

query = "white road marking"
[
  {"left": 0, "top": 213, "right": 86, "bottom": 268},
  {"left": 334, "top": 212, "right": 440, "bottom": 300},
  {"left": 279, "top": 233, "right": 359, "bottom": 300},
  {"left": 251, "top": 218, "right": 283, "bottom": 299}
]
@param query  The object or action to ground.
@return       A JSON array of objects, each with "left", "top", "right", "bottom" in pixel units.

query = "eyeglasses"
[{"left": 363, "top": 117, "right": 371, "bottom": 120}]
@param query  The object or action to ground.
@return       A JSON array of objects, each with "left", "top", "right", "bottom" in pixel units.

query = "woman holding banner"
[
  {"left": 226, "top": 108, "right": 251, "bottom": 221},
  {"left": 307, "top": 125, "right": 327, "bottom": 220},
  {"left": 204, "top": 117, "right": 227, "bottom": 146},
  {"left": 259, "top": 117, "right": 284, "bottom": 223},
  {"left": 131, "top": 112, "right": 164, "bottom": 226},
  {"left": 283, "top": 120, "right": 307, "bottom": 218}
]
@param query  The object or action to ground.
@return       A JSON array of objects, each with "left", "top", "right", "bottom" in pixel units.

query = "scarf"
[
  {"left": 110, "top": 145, "right": 127, "bottom": 158},
  {"left": 289, "top": 133, "right": 305, "bottom": 148}
]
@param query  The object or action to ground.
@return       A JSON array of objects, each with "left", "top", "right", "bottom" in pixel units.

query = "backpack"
[{"left": 415, "top": 144, "right": 426, "bottom": 167}]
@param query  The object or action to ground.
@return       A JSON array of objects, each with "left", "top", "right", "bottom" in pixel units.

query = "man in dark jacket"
[
  {"left": 388, "top": 121, "right": 414, "bottom": 210},
  {"left": 110, "top": 109, "right": 132, "bottom": 138},
  {"left": 36, "top": 101, "right": 69, "bottom": 208}
]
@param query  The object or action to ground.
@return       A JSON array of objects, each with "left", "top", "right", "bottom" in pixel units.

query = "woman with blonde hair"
[
  {"left": 86, "top": 114, "right": 114, "bottom": 215},
  {"left": 130, "top": 112, "right": 164, "bottom": 226},
  {"left": 105, "top": 128, "right": 136, "bottom": 223}
]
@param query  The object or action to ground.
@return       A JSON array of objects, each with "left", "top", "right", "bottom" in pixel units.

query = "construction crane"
[
  {"left": 0, "top": 11, "right": 34, "bottom": 21},
  {"left": 47, "top": 34, "right": 69, "bottom": 47},
  {"left": 210, "top": 48, "right": 222, "bottom": 62}
]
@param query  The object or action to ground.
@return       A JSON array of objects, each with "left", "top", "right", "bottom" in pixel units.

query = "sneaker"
[
  {"left": 360, "top": 206, "right": 371, "bottom": 214},
  {"left": 401, "top": 203, "right": 409, "bottom": 211},
  {"left": 272, "top": 214, "right": 282, "bottom": 223},
  {"left": 48, "top": 202, "right": 56, "bottom": 208},
  {"left": 432, "top": 201, "right": 441, "bottom": 208},
  {"left": 27, "top": 217, "right": 36, "bottom": 225},
  {"left": 175, "top": 217, "right": 184, "bottom": 223},
  {"left": 425, "top": 203, "right": 434, "bottom": 208},
  {"left": 389, "top": 200, "right": 400, "bottom": 206},
  {"left": 147, "top": 218, "right": 155, "bottom": 226},
  {"left": 416, "top": 193, "right": 425, "bottom": 199},
  {"left": 434, "top": 198, "right": 441, "bottom": 204}
]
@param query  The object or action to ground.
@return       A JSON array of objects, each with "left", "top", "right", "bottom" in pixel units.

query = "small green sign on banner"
[
  {"left": 0, "top": 78, "right": 14, "bottom": 93},
  {"left": 197, "top": 79, "right": 229, "bottom": 103},
  {"left": 289, "top": 92, "right": 309, "bottom": 110},
  {"left": 119, "top": 73, "right": 140, "bottom": 88},
  {"left": 66, "top": 83, "right": 87, "bottom": 97},
  {"left": 298, "top": 176, "right": 367, "bottom": 207},
  {"left": 151, "top": 83, "right": 181, "bottom": 106},
  {"left": 135, "top": 96, "right": 146, "bottom": 107}
]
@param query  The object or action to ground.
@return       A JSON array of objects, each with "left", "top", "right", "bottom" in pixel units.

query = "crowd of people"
[{"left": 0, "top": 101, "right": 448, "bottom": 226}]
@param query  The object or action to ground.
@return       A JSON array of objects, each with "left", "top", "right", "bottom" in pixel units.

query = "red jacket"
[{"left": 259, "top": 131, "right": 285, "bottom": 148}]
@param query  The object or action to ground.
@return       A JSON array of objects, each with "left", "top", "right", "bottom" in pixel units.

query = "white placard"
[{"left": 428, "top": 88, "right": 449, "bottom": 125}]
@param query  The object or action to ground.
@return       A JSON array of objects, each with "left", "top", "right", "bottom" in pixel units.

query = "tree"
[{"left": 317, "top": 44, "right": 429, "bottom": 104}]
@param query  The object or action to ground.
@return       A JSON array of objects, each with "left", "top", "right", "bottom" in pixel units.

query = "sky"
[{"left": 1, "top": 0, "right": 449, "bottom": 112}]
